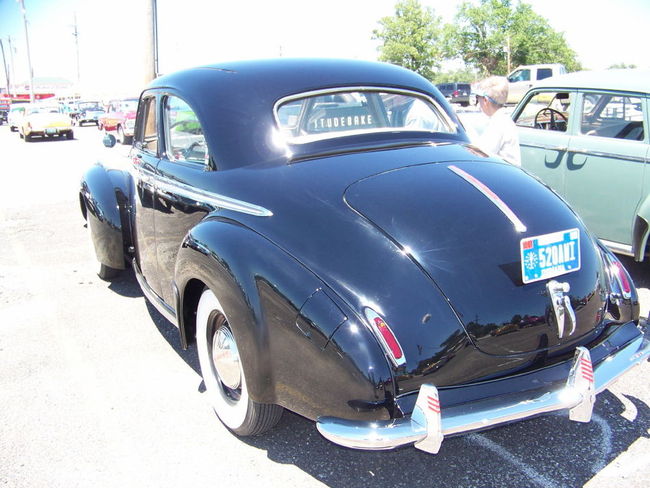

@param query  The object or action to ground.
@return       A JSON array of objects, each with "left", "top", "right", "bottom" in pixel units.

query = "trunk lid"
[{"left": 345, "top": 161, "right": 607, "bottom": 356}]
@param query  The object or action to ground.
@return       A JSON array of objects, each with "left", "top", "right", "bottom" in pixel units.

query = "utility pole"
[
  {"left": 0, "top": 39, "right": 10, "bottom": 95},
  {"left": 72, "top": 13, "right": 80, "bottom": 86},
  {"left": 18, "top": 0, "right": 35, "bottom": 102},
  {"left": 506, "top": 35, "right": 511, "bottom": 74},
  {"left": 7, "top": 36, "right": 16, "bottom": 96},
  {"left": 143, "top": 0, "right": 158, "bottom": 84}
]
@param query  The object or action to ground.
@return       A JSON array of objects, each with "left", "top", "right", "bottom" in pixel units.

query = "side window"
[
  {"left": 537, "top": 68, "right": 552, "bottom": 80},
  {"left": 580, "top": 93, "right": 645, "bottom": 141},
  {"left": 164, "top": 96, "right": 209, "bottom": 164},
  {"left": 509, "top": 69, "right": 530, "bottom": 83},
  {"left": 513, "top": 91, "right": 571, "bottom": 132},
  {"left": 139, "top": 97, "right": 158, "bottom": 154}
]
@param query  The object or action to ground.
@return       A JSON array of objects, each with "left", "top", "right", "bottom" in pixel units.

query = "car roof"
[
  {"left": 534, "top": 69, "right": 650, "bottom": 94},
  {"left": 146, "top": 58, "right": 459, "bottom": 170}
]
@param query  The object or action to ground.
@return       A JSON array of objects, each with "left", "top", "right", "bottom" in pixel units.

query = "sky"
[{"left": 0, "top": 0, "right": 647, "bottom": 97}]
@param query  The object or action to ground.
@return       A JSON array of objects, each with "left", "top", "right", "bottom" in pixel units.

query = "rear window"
[{"left": 275, "top": 89, "right": 455, "bottom": 143}]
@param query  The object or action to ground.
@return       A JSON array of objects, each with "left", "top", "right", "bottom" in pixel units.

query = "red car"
[{"left": 98, "top": 98, "right": 138, "bottom": 144}]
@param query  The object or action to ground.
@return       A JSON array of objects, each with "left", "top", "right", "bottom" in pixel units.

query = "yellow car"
[{"left": 19, "top": 104, "right": 74, "bottom": 142}]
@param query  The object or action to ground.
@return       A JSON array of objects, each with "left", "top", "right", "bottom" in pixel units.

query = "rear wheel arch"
[
  {"left": 173, "top": 219, "right": 396, "bottom": 420},
  {"left": 632, "top": 196, "right": 650, "bottom": 261},
  {"left": 80, "top": 164, "right": 134, "bottom": 273}
]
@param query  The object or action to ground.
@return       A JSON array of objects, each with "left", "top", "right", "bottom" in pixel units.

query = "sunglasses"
[{"left": 471, "top": 92, "right": 502, "bottom": 106}]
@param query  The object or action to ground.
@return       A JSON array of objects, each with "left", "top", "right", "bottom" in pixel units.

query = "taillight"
[
  {"left": 364, "top": 308, "right": 406, "bottom": 367},
  {"left": 611, "top": 259, "right": 632, "bottom": 299}
]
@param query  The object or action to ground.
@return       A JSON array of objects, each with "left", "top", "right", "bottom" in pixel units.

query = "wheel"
[
  {"left": 85, "top": 220, "right": 120, "bottom": 280},
  {"left": 117, "top": 125, "right": 131, "bottom": 145},
  {"left": 24, "top": 132, "right": 32, "bottom": 142},
  {"left": 66, "top": 131, "right": 74, "bottom": 140},
  {"left": 196, "top": 288, "right": 283, "bottom": 436}
]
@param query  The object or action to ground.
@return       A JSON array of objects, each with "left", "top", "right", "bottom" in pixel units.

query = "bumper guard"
[{"left": 317, "top": 330, "right": 650, "bottom": 454}]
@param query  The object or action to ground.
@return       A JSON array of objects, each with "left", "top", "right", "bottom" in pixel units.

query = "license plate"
[
  {"left": 45, "top": 128, "right": 58, "bottom": 135},
  {"left": 520, "top": 228, "right": 580, "bottom": 284}
]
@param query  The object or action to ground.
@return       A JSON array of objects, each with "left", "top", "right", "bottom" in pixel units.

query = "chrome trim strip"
[
  {"left": 155, "top": 176, "right": 273, "bottom": 217},
  {"left": 520, "top": 143, "right": 647, "bottom": 164},
  {"left": 520, "top": 143, "right": 568, "bottom": 152},
  {"left": 133, "top": 258, "right": 178, "bottom": 326},
  {"left": 316, "top": 328, "right": 650, "bottom": 453},
  {"left": 568, "top": 149, "right": 647, "bottom": 164},
  {"left": 600, "top": 239, "right": 633, "bottom": 256},
  {"left": 448, "top": 165, "right": 527, "bottom": 233}
]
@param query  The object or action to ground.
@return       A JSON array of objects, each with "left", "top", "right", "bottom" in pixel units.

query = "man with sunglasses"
[{"left": 473, "top": 76, "right": 521, "bottom": 166}]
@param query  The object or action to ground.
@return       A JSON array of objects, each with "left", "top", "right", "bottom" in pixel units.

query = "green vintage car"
[{"left": 512, "top": 69, "right": 650, "bottom": 260}]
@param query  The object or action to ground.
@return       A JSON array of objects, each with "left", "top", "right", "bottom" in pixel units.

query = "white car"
[
  {"left": 8, "top": 104, "right": 28, "bottom": 132},
  {"left": 19, "top": 105, "right": 74, "bottom": 142}
]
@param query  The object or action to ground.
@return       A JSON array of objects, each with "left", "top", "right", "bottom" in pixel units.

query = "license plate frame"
[{"left": 520, "top": 228, "right": 581, "bottom": 284}]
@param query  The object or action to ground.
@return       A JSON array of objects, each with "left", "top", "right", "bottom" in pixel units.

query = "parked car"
[
  {"left": 0, "top": 95, "right": 10, "bottom": 124},
  {"left": 436, "top": 82, "right": 471, "bottom": 106},
  {"left": 97, "top": 98, "right": 138, "bottom": 144},
  {"left": 507, "top": 64, "right": 567, "bottom": 104},
  {"left": 7, "top": 103, "right": 28, "bottom": 132},
  {"left": 513, "top": 69, "right": 650, "bottom": 261},
  {"left": 73, "top": 101, "right": 105, "bottom": 126},
  {"left": 19, "top": 104, "right": 73, "bottom": 141},
  {"left": 80, "top": 59, "right": 648, "bottom": 455}
]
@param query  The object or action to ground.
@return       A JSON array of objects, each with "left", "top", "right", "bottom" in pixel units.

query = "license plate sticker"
[{"left": 520, "top": 228, "right": 581, "bottom": 284}]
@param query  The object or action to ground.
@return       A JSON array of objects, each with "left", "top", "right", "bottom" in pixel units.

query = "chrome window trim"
[{"left": 273, "top": 86, "right": 458, "bottom": 144}]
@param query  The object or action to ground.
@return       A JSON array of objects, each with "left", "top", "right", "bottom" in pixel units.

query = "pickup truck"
[{"left": 507, "top": 64, "right": 566, "bottom": 104}]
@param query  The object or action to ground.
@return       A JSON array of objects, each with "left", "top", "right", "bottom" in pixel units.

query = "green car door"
[
  {"left": 514, "top": 90, "right": 576, "bottom": 197},
  {"left": 563, "top": 91, "right": 648, "bottom": 251}
]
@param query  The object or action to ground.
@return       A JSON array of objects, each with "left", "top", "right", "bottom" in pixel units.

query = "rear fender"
[
  {"left": 174, "top": 218, "right": 394, "bottom": 420},
  {"left": 79, "top": 162, "right": 133, "bottom": 269},
  {"left": 633, "top": 195, "right": 650, "bottom": 261}
]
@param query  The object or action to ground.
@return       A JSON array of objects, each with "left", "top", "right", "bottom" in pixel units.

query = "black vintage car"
[{"left": 80, "top": 59, "right": 649, "bottom": 454}]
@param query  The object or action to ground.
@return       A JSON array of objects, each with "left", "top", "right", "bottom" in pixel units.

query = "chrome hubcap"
[{"left": 211, "top": 326, "right": 241, "bottom": 391}]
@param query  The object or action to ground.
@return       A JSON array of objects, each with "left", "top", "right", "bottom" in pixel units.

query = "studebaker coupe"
[{"left": 80, "top": 59, "right": 649, "bottom": 454}]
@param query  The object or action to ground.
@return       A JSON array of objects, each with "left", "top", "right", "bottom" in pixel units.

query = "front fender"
[
  {"left": 79, "top": 162, "right": 133, "bottom": 269},
  {"left": 174, "top": 218, "right": 395, "bottom": 421}
]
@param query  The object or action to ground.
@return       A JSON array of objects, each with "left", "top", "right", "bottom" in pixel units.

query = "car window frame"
[
  {"left": 576, "top": 90, "right": 647, "bottom": 143},
  {"left": 512, "top": 89, "right": 577, "bottom": 134},
  {"left": 133, "top": 94, "right": 159, "bottom": 156},
  {"left": 160, "top": 93, "right": 211, "bottom": 170},
  {"left": 273, "top": 86, "right": 457, "bottom": 144}
]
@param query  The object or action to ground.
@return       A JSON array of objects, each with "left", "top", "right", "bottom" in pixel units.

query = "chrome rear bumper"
[{"left": 317, "top": 329, "right": 650, "bottom": 454}]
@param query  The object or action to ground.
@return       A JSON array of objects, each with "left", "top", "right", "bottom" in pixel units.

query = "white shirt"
[{"left": 477, "top": 108, "right": 521, "bottom": 166}]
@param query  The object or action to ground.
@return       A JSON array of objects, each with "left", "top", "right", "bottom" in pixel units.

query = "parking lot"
[{"left": 0, "top": 122, "right": 648, "bottom": 488}]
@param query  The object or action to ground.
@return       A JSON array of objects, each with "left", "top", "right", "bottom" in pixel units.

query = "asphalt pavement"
[{"left": 0, "top": 121, "right": 648, "bottom": 488}]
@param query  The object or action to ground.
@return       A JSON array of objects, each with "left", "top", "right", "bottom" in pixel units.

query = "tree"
[
  {"left": 373, "top": 0, "right": 444, "bottom": 80},
  {"left": 447, "top": 0, "right": 581, "bottom": 76},
  {"left": 608, "top": 63, "right": 637, "bottom": 70}
]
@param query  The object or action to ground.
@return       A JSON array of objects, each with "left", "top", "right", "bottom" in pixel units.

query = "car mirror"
[{"left": 102, "top": 133, "right": 117, "bottom": 148}]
